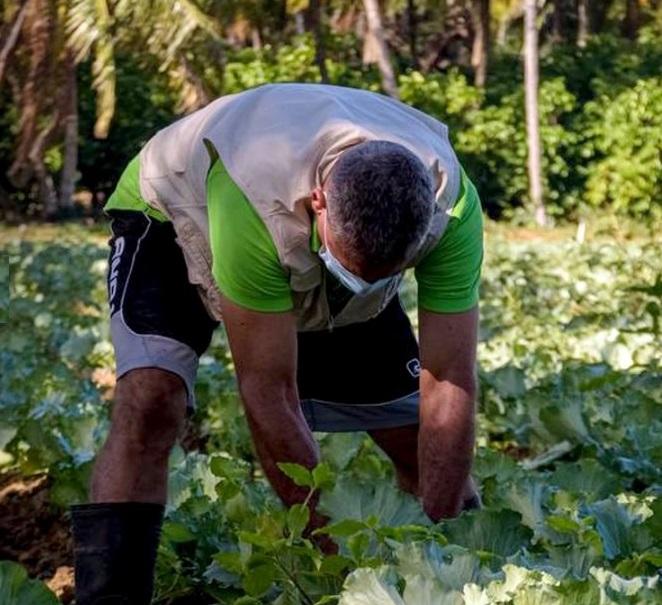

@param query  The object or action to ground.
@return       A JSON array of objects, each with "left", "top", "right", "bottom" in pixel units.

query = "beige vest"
[{"left": 138, "top": 83, "right": 461, "bottom": 331}]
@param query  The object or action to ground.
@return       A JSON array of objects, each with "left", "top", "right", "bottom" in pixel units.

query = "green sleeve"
[
  {"left": 415, "top": 170, "right": 484, "bottom": 313},
  {"left": 207, "top": 159, "right": 293, "bottom": 313},
  {"left": 104, "top": 155, "right": 168, "bottom": 222}
]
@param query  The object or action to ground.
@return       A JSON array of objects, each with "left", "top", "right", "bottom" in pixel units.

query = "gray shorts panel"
[
  {"left": 111, "top": 312, "right": 198, "bottom": 408},
  {"left": 300, "top": 391, "right": 419, "bottom": 432}
]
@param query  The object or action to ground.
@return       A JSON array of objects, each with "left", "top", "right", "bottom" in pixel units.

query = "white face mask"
[{"left": 318, "top": 217, "right": 401, "bottom": 295}]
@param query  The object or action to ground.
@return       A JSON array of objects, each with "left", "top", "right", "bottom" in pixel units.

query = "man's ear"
[{"left": 310, "top": 187, "right": 327, "bottom": 216}]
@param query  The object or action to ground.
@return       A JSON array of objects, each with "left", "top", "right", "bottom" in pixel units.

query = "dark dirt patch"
[
  {"left": 0, "top": 472, "right": 74, "bottom": 603},
  {"left": 502, "top": 444, "right": 532, "bottom": 460}
]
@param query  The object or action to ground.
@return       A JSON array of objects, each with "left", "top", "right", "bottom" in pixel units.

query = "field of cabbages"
[{"left": 0, "top": 224, "right": 660, "bottom": 604}]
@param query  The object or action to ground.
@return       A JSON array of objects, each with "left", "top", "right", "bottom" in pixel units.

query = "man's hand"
[
  {"left": 219, "top": 295, "right": 322, "bottom": 517},
  {"left": 305, "top": 507, "right": 339, "bottom": 555},
  {"left": 418, "top": 306, "right": 479, "bottom": 521}
]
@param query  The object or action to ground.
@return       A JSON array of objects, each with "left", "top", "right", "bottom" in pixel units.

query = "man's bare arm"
[
  {"left": 418, "top": 306, "right": 479, "bottom": 521},
  {"left": 219, "top": 295, "right": 320, "bottom": 509}
]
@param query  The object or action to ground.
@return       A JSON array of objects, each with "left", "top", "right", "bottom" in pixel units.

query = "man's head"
[{"left": 311, "top": 140, "right": 435, "bottom": 282}]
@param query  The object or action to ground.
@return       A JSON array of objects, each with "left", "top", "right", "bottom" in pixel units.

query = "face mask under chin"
[{"left": 318, "top": 219, "right": 401, "bottom": 295}]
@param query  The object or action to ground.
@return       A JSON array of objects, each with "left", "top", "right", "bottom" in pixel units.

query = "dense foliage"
[
  {"left": 1, "top": 2, "right": 661, "bottom": 222},
  {"left": 1, "top": 223, "right": 660, "bottom": 603},
  {"left": 219, "top": 32, "right": 662, "bottom": 221}
]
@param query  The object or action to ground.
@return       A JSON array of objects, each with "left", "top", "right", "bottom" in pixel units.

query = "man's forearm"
[
  {"left": 418, "top": 377, "right": 476, "bottom": 521},
  {"left": 242, "top": 385, "right": 320, "bottom": 508}
]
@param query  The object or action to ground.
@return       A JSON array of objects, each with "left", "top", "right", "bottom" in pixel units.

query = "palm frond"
[
  {"left": 178, "top": 0, "right": 223, "bottom": 40},
  {"left": 91, "top": 0, "right": 115, "bottom": 138},
  {"left": 66, "top": 0, "right": 101, "bottom": 62}
]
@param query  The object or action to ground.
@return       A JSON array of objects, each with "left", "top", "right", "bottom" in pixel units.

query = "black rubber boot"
[{"left": 70, "top": 502, "right": 165, "bottom": 605}]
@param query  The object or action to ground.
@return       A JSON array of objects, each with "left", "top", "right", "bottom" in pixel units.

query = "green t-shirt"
[{"left": 105, "top": 156, "right": 483, "bottom": 314}]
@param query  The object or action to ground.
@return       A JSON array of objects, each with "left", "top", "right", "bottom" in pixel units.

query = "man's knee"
[{"left": 110, "top": 368, "right": 187, "bottom": 451}]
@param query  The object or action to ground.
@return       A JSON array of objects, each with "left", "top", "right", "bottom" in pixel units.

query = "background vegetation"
[{"left": 0, "top": 0, "right": 660, "bottom": 223}]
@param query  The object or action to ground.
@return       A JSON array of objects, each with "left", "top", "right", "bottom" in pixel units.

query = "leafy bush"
[
  {"left": 402, "top": 75, "right": 579, "bottom": 218},
  {"left": 222, "top": 34, "right": 381, "bottom": 94},
  {"left": 223, "top": 41, "right": 322, "bottom": 93},
  {"left": 542, "top": 34, "right": 662, "bottom": 103},
  {"left": 398, "top": 69, "right": 483, "bottom": 131},
  {"left": 581, "top": 78, "right": 662, "bottom": 219},
  {"left": 400, "top": 48, "right": 662, "bottom": 221}
]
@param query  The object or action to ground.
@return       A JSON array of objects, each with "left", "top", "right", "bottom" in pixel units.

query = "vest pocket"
[{"left": 174, "top": 219, "right": 224, "bottom": 321}]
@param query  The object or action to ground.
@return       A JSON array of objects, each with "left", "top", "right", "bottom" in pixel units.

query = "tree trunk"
[
  {"left": 592, "top": 0, "right": 614, "bottom": 34},
  {"left": 38, "top": 163, "right": 59, "bottom": 219},
  {"left": 0, "top": 0, "right": 30, "bottom": 88},
  {"left": 406, "top": 0, "right": 418, "bottom": 68},
  {"left": 58, "top": 50, "right": 77, "bottom": 211},
  {"left": 551, "top": 0, "right": 567, "bottom": 43},
  {"left": 471, "top": 0, "right": 490, "bottom": 87},
  {"left": 295, "top": 11, "right": 305, "bottom": 36},
  {"left": 362, "top": 0, "right": 399, "bottom": 98},
  {"left": 552, "top": 0, "right": 562, "bottom": 42},
  {"left": 172, "top": 54, "right": 211, "bottom": 113},
  {"left": 251, "top": 28, "right": 262, "bottom": 50},
  {"left": 577, "top": 0, "right": 590, "bottom": 47},
  {"left": 623, "top": 0, "right": 640, "bottom": 40},
  {"left": 523, "top": 0, "right": 546, "bottom": 226},
  {"left": 8, "top": 0, "right": 52, "bottom": 188},
  {"left": 305, "top": 0, "right": 329, "bottom": 83}
]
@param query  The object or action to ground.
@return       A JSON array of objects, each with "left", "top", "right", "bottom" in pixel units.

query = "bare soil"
[
  {"left": 0, "top": 422, "right": 205, "bottom": 604},
  {"left": 0, "top": 473, "right": 74, "bottom": 602}
]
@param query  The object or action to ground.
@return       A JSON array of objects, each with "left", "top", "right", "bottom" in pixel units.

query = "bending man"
[{"left": 72, "top": 83, "right": 483, "bottom": 604}]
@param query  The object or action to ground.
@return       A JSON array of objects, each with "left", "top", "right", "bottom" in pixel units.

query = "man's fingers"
[{"left": 312, "top": 533, "right": 339, "bottom": 555}]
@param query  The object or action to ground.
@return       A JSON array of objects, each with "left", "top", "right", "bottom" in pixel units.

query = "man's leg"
[
  {"left": 91, "top": 368, "right": 187, "bottom": 503},
  {"left": 368, "top": 425, "right": 420, "bottom": 495},
  {"left": 72, "top": 210, "right": 217, "bottom": 605},
  {"left": 72, "top": 369, "right": 186, "bottom": 605}
]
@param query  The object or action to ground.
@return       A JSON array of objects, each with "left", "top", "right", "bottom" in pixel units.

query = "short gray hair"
[{"left": 326, "top": 140, "right": 434, "bottom": 269}]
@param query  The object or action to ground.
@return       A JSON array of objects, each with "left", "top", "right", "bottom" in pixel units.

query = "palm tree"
[
  {"left": 3, "top": 0, "right": 62, "bottom": 216},
  {"left": 0, "top": 0, "right": 29, "bottom": 86},
  {"left": 623, "top": 0, "right": 641, "bottom": 39},
  {"left": 1, "top": 0, "right": 225, "bottom": 216},
  {"left": 362, "top": 0, "right": 399, "bottom": 97},
  {"left": 471, "top": 0, "right": 490, "bottom": 87}
]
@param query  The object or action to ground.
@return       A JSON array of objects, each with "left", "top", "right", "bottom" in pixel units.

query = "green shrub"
[
  {"left": 222, "top": 35, "right": 383, "bottom": 94},
  {"left": 223, "top": 42, "right": 321, "bottom": 92},
  {"left": 542, "top": 35, "right": 662, "bottom": 103},
  {"left": 456, "top": 78, "right": 578, "bottom": 217},
  {"left": 581, "top": 78, "right": 662, "bottom": 219},
  {"left": 399, "top": 69, "right": 483, "bottom": 125}
]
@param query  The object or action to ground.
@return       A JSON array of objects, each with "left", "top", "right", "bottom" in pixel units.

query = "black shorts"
[{"left": 107, "top": 210, "right": 421, "bottom": 431}]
